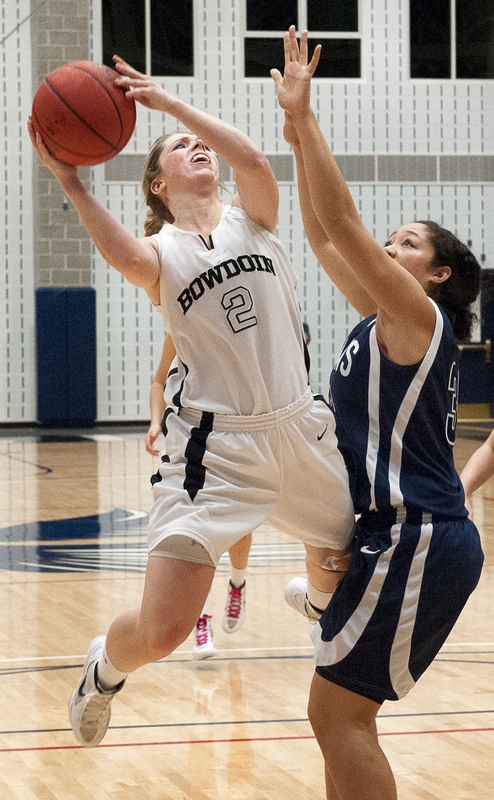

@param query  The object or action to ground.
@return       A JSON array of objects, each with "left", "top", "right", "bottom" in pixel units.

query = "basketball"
[{"left": 31, "top": 61, "right": 136, "bottom": 166}]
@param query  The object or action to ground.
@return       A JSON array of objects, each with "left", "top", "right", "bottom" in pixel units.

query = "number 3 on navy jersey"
[
  {"left": 222, "top": 286, "right": 257, "bottom": 332},
  {"left": 446, "top": 361, "right": 459, "bottom": 445}
]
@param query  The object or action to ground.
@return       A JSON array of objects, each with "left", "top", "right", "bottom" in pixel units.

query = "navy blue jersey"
[
  {"left": 329, "top": 300, "right": 466, "bottom": 518},
  {"left": 315, "top": 299, "right": 483, "bottom": 703}
]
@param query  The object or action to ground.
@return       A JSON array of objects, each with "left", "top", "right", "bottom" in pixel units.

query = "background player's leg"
[{"left": 222, "top": 532, "right": 252, "bottom": 632}]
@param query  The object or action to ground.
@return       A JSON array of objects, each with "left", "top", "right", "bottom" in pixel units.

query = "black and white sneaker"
[{"left": 68, "top": 636, "right": 125, "bottom": 747}]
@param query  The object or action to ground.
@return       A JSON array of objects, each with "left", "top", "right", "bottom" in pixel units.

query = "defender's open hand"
[{"left": 271, "top": 26, "right": 321, "bottom": 117}]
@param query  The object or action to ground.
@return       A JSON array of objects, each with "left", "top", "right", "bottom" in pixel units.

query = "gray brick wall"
[{"left": 31, "top": 0, "right": 92, "bottom": 288}]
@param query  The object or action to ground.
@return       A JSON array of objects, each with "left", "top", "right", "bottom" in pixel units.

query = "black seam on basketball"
[
  {"left": 42, "top": 76, "right": 121, "bottom": 153},
  {"left": 67, "top": 64, "right": 133, "bottom": 147},
  {"left": 31, "top": 105, "right": 84, "bottom": 157},
  {"left": 37, "top": 65, "right": 134, "bottom": 157},
  {"left": 32, "top": 114, "right": 117, "bottom": 161}
]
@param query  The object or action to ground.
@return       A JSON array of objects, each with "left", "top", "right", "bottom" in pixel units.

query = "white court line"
[
  {"left": 441, "top": 642, "right": 494, "bottom": 648},
  {"left": 1, "top": 642, "right": 493, "bottom": 665},
  {"left": 0, "top": 645, "right": 315, "bottom": 665}
]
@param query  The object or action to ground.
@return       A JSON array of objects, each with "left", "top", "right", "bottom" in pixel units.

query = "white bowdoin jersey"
[{"left": 153, "top": 205, "right": 308, "bottom": 415}]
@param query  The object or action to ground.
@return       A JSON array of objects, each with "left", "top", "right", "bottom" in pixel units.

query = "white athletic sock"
[
  {"left": 97, "top": 642, "right": 129, "bottom": 691},
  {"left": 306, "top": 583, "right": 333, "bottom": 614},
  {"left": 230, "top": 567, "right": 247, "bottom": 588}
]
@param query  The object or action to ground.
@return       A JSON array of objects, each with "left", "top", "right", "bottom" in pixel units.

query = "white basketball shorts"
[{"left": 148, "top": 389, "right": 355, "bottom": 566}]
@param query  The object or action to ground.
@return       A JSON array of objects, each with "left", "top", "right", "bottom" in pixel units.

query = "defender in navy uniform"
[{"left": 273, "top": 27, "right": 484, "bottom": 800}]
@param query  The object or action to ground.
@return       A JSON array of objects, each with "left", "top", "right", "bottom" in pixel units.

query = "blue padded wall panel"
[{"left": 35, "top": 287, "right": 96, "bottom": 426}]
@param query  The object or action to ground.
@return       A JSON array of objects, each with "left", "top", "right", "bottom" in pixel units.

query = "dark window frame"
[
  {"left": 410, "top": 0, "right": 494, "bottom": 80},
  {"left": 102, "top": 0, "right": 195, "bottom": 78},
  {"left": 244, "top": 0, "right": 361, "bottom": 79}
]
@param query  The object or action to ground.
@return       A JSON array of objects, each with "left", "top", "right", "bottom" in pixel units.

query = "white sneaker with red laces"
[
  {"left": 222, "top": 580, "right": 246, "bottom": 633},
  {"left": 193, "top": 614, "right": 217, "bottom": 660}
]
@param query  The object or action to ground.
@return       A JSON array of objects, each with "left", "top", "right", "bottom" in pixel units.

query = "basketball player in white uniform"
[{"left": 28, "top": 54, "right": 355, "bottom": 748}]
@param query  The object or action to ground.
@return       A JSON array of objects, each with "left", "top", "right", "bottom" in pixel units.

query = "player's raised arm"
[{"left": 27, "top": 117, "right": 160, "bottom": 291}]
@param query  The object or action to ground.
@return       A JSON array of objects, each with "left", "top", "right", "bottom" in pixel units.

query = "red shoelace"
[
  {"left": 195, "top": 614, "right": 212, "bottom": 646},
  {"left": 226, "top": 586, "right": 243, "bottom": 619}
]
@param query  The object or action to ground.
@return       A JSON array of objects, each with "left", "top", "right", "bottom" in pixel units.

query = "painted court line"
[
  {"left": 1, "top": 640, "right": 493, "bottom": 665},
  {"left": 1, "top": 725, "right": 494, "bottom": 754}
]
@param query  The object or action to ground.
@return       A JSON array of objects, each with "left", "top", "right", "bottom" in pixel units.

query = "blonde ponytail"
[{"left": 142, "top": 134, "right": 175, "bottom": 236}]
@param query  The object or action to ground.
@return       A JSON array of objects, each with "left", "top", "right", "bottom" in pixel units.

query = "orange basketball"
[{"left": 31, "top": 61, "right": 136, "bottom": 166}]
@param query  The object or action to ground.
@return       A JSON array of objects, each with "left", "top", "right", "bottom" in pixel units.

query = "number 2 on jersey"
[{"left": 222, "top": 286, "right": 257, "bottom": 332}]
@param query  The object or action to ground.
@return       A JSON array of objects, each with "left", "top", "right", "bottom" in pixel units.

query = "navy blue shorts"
[{"left": 311, "top": 507, "right": 484, "bottom": 704}]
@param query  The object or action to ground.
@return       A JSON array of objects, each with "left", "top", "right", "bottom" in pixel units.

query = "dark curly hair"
[{"left": 417, "top": 220, "right": 481, "bottom": 341}]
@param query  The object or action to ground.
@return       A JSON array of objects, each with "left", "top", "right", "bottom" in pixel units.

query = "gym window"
[
  {"left": 102, "top": 0, "right": 194, "bottom": 77},
  {"left": 245, "top": 1, "right": 361, "bottom": 79},
  {"left": 410, "top": 0, "right": 494, "bottom": 79}
]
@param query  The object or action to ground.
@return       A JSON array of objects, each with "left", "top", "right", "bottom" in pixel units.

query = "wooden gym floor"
[{"left": 0, "top": 420, "right": 493, "bottom": 799}]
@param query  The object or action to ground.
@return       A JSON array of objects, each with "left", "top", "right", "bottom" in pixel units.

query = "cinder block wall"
[{"left": 31, "top": 0, "right": 92, "bottom": 289}]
